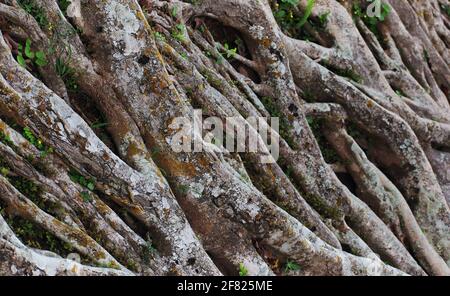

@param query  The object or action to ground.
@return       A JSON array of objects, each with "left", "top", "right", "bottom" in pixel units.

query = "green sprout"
[{"left": 17, "top": 39, "right": 47, "bottom": 68}]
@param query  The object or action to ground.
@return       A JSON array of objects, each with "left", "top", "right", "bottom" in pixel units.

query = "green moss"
[
  {"left": 306, "top": 116, "right": 341, "bottom": 164},
  {"left": 278, "top": 156, "right": 343, "bottom": 219},
  {"left": 201, "top": 69, "right": 223, "bottom": 88},
  {"left": 154, "top": 32, "right": 166, "bottom": 42},
  {"left": 95, "top": 260, "right": 120, "bottom": 269},
  {"left": 260, "top": 96, "right": 297, "bottom": 149},
  {"left": 142, "top": 237, "right": 158, "bottom": 264},
  {"left": 303, "top": 191, "right": 341, "bottom": 219},
  {"left": 6, "top": 216, "right": 74, "bottom": 256},
  {"left": 9, "top": 175, "right": 42, "bottom": 203},
  {"left": 0, "top": 132, "right": 66, "bottom": 250},
  {"left": 0, "top": 154, "right": 60, "bottom": 213},
  {"left": 301, "top": 90, "right": 316, "bottom": 103},
  {"left": 126, "top": 259, "right": 138, "bottom": 271},
  {"left": 347, "top": 121, "right": 363, "bottom": 139},
  {"left": 320, "top": 61, "right": 363, "bottom": 83},
  {"left": 0, "top": 155, "right": 10, "bottom": 178}
]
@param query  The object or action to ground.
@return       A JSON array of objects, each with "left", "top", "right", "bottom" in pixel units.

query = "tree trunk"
[{"left": 0, "top": 0, "right": 449, "bottom": 276}]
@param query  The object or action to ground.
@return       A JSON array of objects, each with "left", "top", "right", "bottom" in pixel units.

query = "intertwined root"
[{"left": 0, "top": 0, "right": 449, "bottom": 276}]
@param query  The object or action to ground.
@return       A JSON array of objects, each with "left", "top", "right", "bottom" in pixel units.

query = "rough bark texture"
[{"left": 0, "top": 0, "right": 448, "bottom": 276}]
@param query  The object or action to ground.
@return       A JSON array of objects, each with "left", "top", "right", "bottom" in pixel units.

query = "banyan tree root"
[{"left": 0, "top": 0, "right": 448, "bottom": 276}]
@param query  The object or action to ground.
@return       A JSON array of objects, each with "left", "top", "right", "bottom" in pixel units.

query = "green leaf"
[
  {"left": 296, "top": 0, "right": 315, "bottom": 29},
  {"left": 281, "top": 0, "right": 300, "bottom": 6},
  {"left": 17, "top": 54, "right": 26, "bottom": 67},
  {"left": 227, "top": 48, "right": 237, "bottom": 58},
  {"left": 238, "top": 263, "right": 248, "bottom": 276},
  {"left": 35, "top": 51, "right": 45, "bottom": 60},
  {"left": 275, "top": 10, "right": 286, "bottom": 19},
  {"left": 87, "top": 182, "right": 95, "bottom": 191},
  {"left": 91, "top": 122, "right": 109, "bottom": 129},
  {"left": 35, "top": 51, "right": 47, "bottom": 66},
  {"left": 318, "top": 11, "right": 330, "bottom": 27},
  {"left": 25, "top": 39, "right": 34, "bottom": 59},
  {"left": 23, "top": 127, "right": 37, "bottom": 145},
  {"left": 285, "top": 260, "right": 301, "bottom": 272},
  {"left": 0, "top": 167, "right": 9, "bottom": 176},
  {"left": 176, "top": 23, "right": 185, "bottom": 31},
  {"left": 35, "top": 58, "right": 47, "bottom": 67},
  {"left": 171, "top": 6, "right": 178, "bottom": 17},
  {"left": 80, "top": 191, "right": 92, "bottom": 202}
]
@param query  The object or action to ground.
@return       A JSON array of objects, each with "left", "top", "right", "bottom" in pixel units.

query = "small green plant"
[
  {"left": 220, "top": 43, "right": 237, "bottom": 59},
  {"left": 273, "top": 0, "right": 317, "bottom": 40},
  {"left": 154, "top": 32, "right": 166, "bottom": 42},
  {"left": 172, "top": 24, "right": 186, "bottom": 42},
  {"left": 180, "top": 52, "right": 188, "bottom": 60},
  {"left": 90, "top": 121, "right": 109, "bottom": 129},
  {"left": 150, "top": 146, "right": 161, "bottom": 158},
  {"left": 177, "top": 184, "right": 190, "bottom": 194},
  {"left": 0, "top": 131, "right": 14, "bottom": 147},
  {"left": 273, "top": 0, "right": 300, "bottom": 31},
  {"left": 318, "top": 11, "right": 330, "bottom": 27},
  {"left": 55, "top": 57, "right": 78, "bottom": 91},
  {"left": 283, "top": 0, "right": 299, "bottom": 5},
  {"left": 352, "top": 2, "right": 365, "bottom": 18},
  {"left": 22, "top": 127, "right": 53, "bottom": 157},
  {"left": 23, "top": 127, "right": 41, "bottom": 149},
  {"left": 18, "top": 0, "right": 48, "bottom": 29},
  {"left": 17, "top": 39, "right": 47, "bottom": 68},
  {"left": 284, "top": 260, "right": 300, "bottom": 272},
  {"left": 0, "top": 166, "right": 9, "bottom": 176},
  {"left": 441, "top": 4, "right": 450, "bottom": 17},
  {"left": 238, "top": 263, "right": 248, "bottom": 276},
  {"left": 142, "top": 234, "right": 158, "bottom": 263},
  {"left": 273, "top": 0, "right": 315, "bottom": 29},
  {"left": 80, "top": 191, "right": 92, "bottom": 202},
  {"left": 297, "top": 0, "right": 315, "bottom": 28},
  {"left": 171, "top": 6, "right": 178, "bottom": 18},
  {"left": 423, "top": 49, "right": 430, "bottom": 64},
  {"left": 57, "top": 0, "right": 71, "bottom": 16},
  {"left": 395, "top": 90, "right": 405, "bottom": 97},
  {"left": 69, "top": 169, "right": 96, "bottom": 202},
  {"left": 146, "top": 240, "right": 157, "bottom": 254},
  {"left": 6, "top": 216, "right": 74, "bottom": 256}
]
